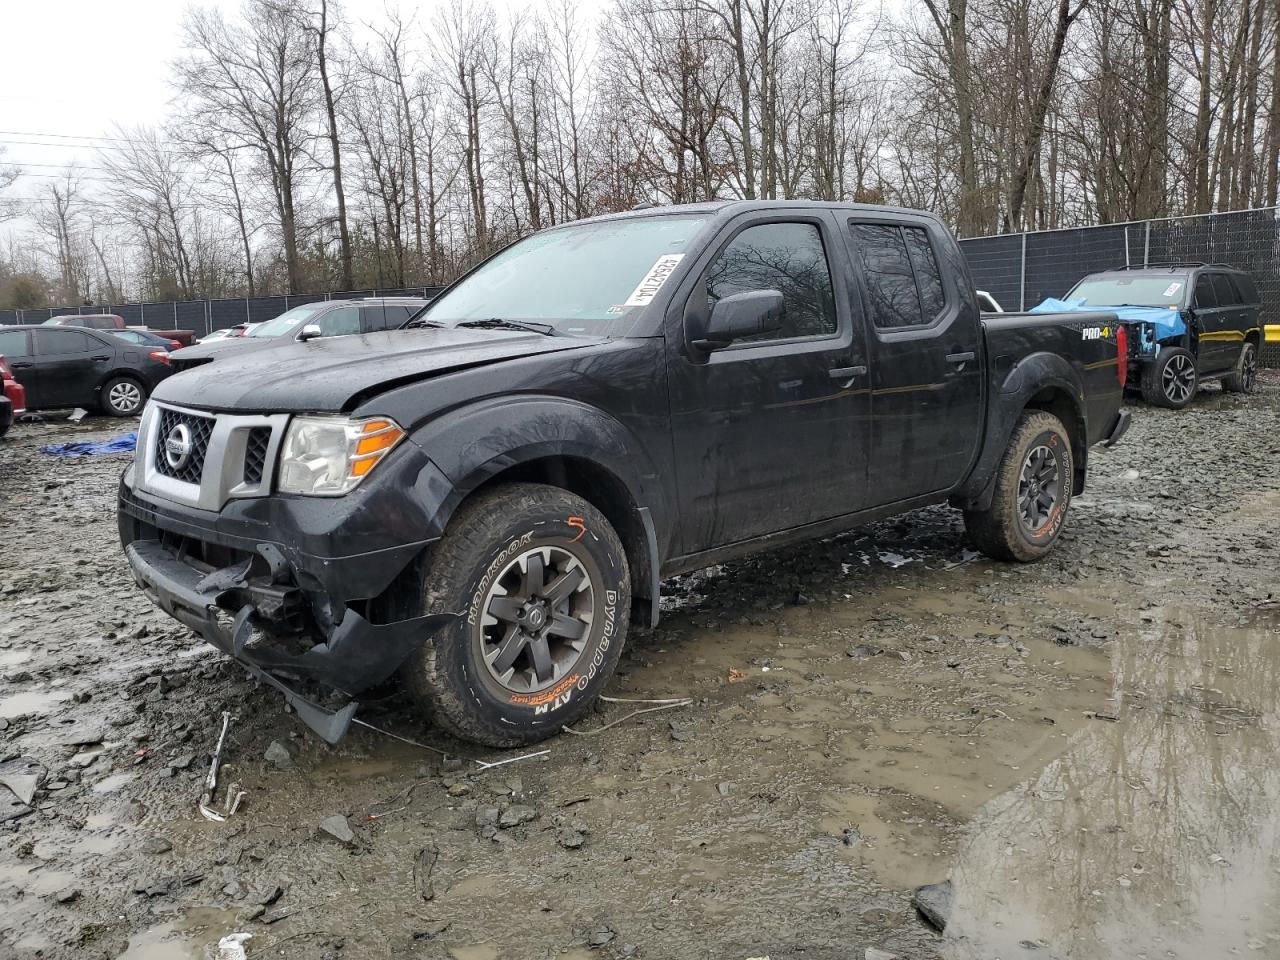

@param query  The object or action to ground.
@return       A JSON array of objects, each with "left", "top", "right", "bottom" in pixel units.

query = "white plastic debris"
[{"left": 216, "top": 933, "right": 252, "bottom": 959}]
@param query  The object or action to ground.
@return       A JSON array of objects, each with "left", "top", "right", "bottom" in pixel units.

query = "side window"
[
  {"left": 706, "top": 221, "right": 837, "bottom": 342},
  {"left": 35, "top": 329, "right": 91, "bottom": 354},
  {"left": 0, "top": 330, "right": 31, "bottom": 358},
  {"left": 903, "top": 227, "right": 946, "bottom": 320},
  {"left": 1234, "top": 274, "right": 1260, "bottom": 303},
  {"left": 1193, "top": 275, "right": 1218, "bottom": 309},
  {"left": 1211, "top": 274, "right": 1240, "bottom": 307},
  {"left": 851, "top": 223, "right": 926, "bottom": 328},
  {"left": 314, "top": 306, "right": 361, "bottom": 337}
]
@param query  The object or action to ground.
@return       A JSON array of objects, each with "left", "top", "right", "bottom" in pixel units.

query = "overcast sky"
[{"left": 0, "top": 0, "right": 589, "bottom": 217}]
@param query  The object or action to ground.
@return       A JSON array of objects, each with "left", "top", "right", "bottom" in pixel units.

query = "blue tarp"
[
  {"left": 40, "top": 432, "right": 137, "bottom": 457},
  {"left": 1030, "top": 297, "right": 1186, "bottom": 340}
]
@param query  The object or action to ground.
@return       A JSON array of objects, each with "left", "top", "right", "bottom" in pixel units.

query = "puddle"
[
  {"left": 0, "top": 648, "right": 33, "bottom": 669},
  {"left": 0, "top": 686, "right": 70, "bottom": 719},
  {"left": 91, "top": 771, "right": 136, "bottom": 794},
  {"left": 939, "top": 611, "right": 1280, "bottom": 959},
  {"left": 117, "top": 907, "right": 243, "bottom": 960}
]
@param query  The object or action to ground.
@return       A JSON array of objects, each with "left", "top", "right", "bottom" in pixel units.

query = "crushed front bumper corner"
[{"left": 124, "top": 539, "right": 455, "bottom": 743}]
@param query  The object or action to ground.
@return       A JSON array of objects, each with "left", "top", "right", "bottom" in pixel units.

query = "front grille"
[
  {"left": 243, "top": 427, "right": 271, "bottom": 484},
  {"left": 154, "top": 409, "right": 215, "bottom": 484}
]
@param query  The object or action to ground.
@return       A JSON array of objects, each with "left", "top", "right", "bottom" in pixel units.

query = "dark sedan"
[{"left": 0, "top": 325, "right": 172, "bottom": 416}]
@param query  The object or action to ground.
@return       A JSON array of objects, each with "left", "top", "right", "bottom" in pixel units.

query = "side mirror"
[
  {"left": 692, "top": 290, "right": 785, "bottom": 352},
  {"left": 297, "top": 323, "right": 324, "bottom": 342}
]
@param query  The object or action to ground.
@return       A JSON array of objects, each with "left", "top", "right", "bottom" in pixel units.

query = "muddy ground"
[{"left": 1, "top": 377, "right": 1278, "bottom": 960}]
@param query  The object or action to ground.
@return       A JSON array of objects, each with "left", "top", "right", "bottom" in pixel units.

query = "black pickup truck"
[{"left": 118, "top": 201, "right": 1128, "bottom": 746}]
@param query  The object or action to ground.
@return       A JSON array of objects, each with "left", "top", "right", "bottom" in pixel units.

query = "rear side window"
[
  {"left": 1211, "top": 274, "right": 1240, "bottom": 306},
  {"left": 0, "top": 330, "right": 31, "bottom": 358},
  {"left": 35, "top": 329, "right": 92, "bottom": 354},
  {"left": 705, "top": 221, "right": 837, "bottom": 342},
  {"left": 1233, "top": 274, "right": 1260, "bottom": 303},
  {"left": 361, "top": 304, "right": 415, "bottom": 332},
  {"left": 851, "top": 223, "right": 948, "bottom": 328},
  {"left": 1193, "top": 275, "right": 1218, "bottom": 309}
]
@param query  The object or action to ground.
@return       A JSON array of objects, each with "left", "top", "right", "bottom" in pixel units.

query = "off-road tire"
[
  {"left": 964, "top": 411, "right": 1073, "bottom": 563},
  {"left": 1140, "top": 347, "right": 1197, "bottom": 408},
  {"left": 402, "top": 482, "right": 630, "bottom": 748},
  {"left": 1223, "top": 341, "right": 1258, "bottom": 394},
  {"left": 101, "top": 376, "right": 147, "bottom": 417}
]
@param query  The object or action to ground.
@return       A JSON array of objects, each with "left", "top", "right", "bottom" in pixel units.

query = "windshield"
[
  {"left": 247, "top": 302, "right": 329, "bottom": 338},
  {"left": 1066, "top": 274, "right": 1187, "bottom": 309},
  {"left": 422, "top": 215, "right": 707, "bottom": 336}
]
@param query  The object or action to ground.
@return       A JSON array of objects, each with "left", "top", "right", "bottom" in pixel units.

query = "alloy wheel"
[
  {"left": 477, "top": 545, "right": 595, "bottom": 694},
  {"left": 1017, "top": 444, "right": 1060, "bottom": 534},
  {"left": 1162, "top": 354, "right": 1195, "bottom": 404}
]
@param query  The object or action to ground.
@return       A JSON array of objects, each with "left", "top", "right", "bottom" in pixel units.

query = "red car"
[{"left": 0, "top": 354, "right": 26, "bottom": 438}]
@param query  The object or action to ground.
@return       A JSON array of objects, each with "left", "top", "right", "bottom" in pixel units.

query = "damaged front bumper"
[{"left": 118, "top": 463, "right": 456, "bottom": 742}]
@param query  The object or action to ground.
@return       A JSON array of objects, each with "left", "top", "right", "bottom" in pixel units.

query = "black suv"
[
  {"left": 1065, "top": 263, "right": 1261, "bottom": 408},
  {"left": 169, "top": 297, "right": 431, "bottom": 372}
]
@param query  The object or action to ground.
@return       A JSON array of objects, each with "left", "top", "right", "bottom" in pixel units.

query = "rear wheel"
[
  {"left": 401, "top": 483, "right": 631, "bottom": 748},
  {"left": 964, "top": 411, "right": 1073, "bottom": 563},
  {"left": 101, "top": 376, "right": 146, "bottom": 417},
  {"left": 1140, "top": 347, "right": 1197, "bottom": 408},
  {"left": 1223, "top": 342, "right": 1258, "bottom": 394}
]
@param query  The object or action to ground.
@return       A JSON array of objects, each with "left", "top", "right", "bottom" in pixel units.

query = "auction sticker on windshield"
[{"left": 624, "top": 254, "right": 685, "bottom": 307}]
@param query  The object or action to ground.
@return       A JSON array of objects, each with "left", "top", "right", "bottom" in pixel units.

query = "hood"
[{"left": 151, "top": 328, "right": 603, "bottom": 413}]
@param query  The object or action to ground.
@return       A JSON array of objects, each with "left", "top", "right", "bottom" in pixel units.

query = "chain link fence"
[
  {"left": 959, "top": 205, "right": 1280, "bottom": 366},
  {"left": 0, "top": 287, "right": 443, "bottom": 336}
]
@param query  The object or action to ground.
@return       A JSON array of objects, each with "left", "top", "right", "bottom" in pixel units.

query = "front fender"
[
  {"left": 952, "top": 352, "right": 1087, "bottom": 509},
  {"left": 408, "top": 393, "right": 666, "bottom": 530}
]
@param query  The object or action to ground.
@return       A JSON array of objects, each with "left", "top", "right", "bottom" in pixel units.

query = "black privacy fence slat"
[
  {"left": 0, "top": 288, "right": 444, "bottom": 336},
  {"left": 960, "top": 206, "right": 1280, "bottom": 367}
]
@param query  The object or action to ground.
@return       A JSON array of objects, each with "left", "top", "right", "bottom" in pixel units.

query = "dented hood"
[{"left": 151, "top": 327, "right": 602, "bottom": 413}]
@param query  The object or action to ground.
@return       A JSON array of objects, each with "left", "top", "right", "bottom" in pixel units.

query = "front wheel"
[
  {"left": 1140, "top": 347, "right": 1197, "bottom": 408},
  {"left": 964, "top": 411, "right": 1073, "bottom": 563},
  {"left": 1222, "top": 342, "right": 1258, "bottom": 394},
  {"left": 402, "top": 482, "right": 631, "bottom": 748},
  {"left": 101, "top": 376, "right": 147, "bottom": 417}
]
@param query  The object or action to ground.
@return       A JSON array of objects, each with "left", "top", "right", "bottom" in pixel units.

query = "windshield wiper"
[
  {"left": 455, "top": 318, "right": 558, "bottom": 336},
  {"left": 403, "top": 316, "right": 446, "bottom": 329}
]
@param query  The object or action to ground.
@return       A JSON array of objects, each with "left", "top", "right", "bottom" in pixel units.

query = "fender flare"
[
  {"left": 952, "top": 352, "right": 1088, "bottom": 512},
  {"left": 409, "top": 394, "right": 668, "bottom": 625}
]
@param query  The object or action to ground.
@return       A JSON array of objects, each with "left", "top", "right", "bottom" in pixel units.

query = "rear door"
[
  {"left": 666, "top": 212, "right": 870, "bottom": 553},
  {"left": 31, "top": 329, "right": 105, "bottom": 407},
  {"left": 847, "top": 216, "right": 983, "bottom": 500},
  {"left": 1191, "top": 273, "right": 1236, "bottom": 372},
  {"left": 0, "top": 329, "right": 35, "bottom": 401},
  {"left": 1212, "top": 273, "right": 1251, "bottom": 370}
]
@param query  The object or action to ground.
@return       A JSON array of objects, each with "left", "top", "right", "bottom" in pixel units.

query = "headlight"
[{"left": 276, "top": 416, "right": 405, "bottom": 496}]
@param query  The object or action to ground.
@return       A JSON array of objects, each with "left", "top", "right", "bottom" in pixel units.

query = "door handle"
[
  {"left": 91, "top": 355, "right": 110, "bottom": 361},
  {"left": 946, "top": 351, "right": 975, "bottom": 371},
  {"left": 10, "top": 361, "right": 32, "bottom": 369},
  {"left": 828, "top": 365, "right": 867, "bottom": 389}
]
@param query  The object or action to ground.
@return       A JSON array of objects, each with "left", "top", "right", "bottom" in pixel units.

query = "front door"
[
  {"left": 847, "top": 216, "right": 984, "bottom": 500},
  {"left": 667, "top": 213, "right": 870, "bottom": 556},
  {"left": 31, "top": 328, "right": 102, "bottom": 408}
]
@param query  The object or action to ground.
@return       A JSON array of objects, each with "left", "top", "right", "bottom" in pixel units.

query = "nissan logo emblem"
[{"left": 164, "top": 423, "right": 193, "bottom": 470}]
